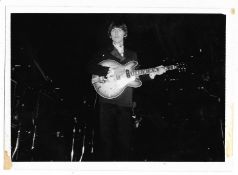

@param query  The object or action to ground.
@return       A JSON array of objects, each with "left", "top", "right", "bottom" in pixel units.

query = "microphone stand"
[
  {"left": 70, "top": 117, "right": 78, "bottom": 161},
  {"left": 30, "top": 91, "right": 41, "bottom": 160},
  {"left": 11, "top": 122, "right": 21, "bottom": 160}
]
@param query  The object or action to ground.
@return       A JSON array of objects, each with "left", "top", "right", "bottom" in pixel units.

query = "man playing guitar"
[{"left": 88, "top": 20, "right": 166, "bottom": 161}]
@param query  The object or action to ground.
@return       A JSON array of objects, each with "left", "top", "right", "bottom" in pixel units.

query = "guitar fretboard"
[{"left": 130, "top": 65, "right": 177, "bottom": 76}]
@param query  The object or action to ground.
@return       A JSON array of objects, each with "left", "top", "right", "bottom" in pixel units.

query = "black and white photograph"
[{"left": 10, "top": 13, "right": 226, "bottom": 162}]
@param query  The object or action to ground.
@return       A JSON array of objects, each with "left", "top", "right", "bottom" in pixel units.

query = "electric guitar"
[{"left": 91, "top": 59, "right": 186, "bottom": 99}]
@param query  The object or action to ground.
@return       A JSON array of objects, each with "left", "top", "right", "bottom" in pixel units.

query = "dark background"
[{"left": 11, "top": 13, "right": 225, "bottom": 161}]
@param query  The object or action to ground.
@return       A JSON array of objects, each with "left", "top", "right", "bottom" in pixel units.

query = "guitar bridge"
[{"left": 126, "top": 69, "right": 130, "bottom": 78}]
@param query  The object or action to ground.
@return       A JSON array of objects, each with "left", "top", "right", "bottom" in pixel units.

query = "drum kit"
[
  {"left": 10, "top": 59, "right": 96, "bottom": 161},
  {"left": 11, "top": 81, "right": 96, "bottom": 161}
]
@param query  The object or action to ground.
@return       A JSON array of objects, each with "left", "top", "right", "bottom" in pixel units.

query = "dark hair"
[{"left": 108, "top": 21, "right": 128, "bottom": 38}]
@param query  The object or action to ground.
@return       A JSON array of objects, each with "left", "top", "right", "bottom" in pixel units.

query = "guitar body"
[{"left": 91, "top": 59, "right": 142, "bottom": 99}]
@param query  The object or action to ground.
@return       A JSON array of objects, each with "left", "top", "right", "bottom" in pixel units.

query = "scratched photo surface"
[{"left": 11, "top": 13, "right": 225, "bottom": 161}]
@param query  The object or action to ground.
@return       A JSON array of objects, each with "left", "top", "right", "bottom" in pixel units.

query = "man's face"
[{"left": 110, "top": 27, "right": 125, "bottom": 43}]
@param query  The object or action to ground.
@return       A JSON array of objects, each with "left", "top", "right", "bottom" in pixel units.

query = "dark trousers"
[{"left": 98, "top": 102, "right": 133, "bottom": 161}]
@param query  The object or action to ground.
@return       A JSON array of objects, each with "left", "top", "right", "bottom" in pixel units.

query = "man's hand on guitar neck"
[{"left": 149, "top": 65, "right": 166, "bottom": 79}]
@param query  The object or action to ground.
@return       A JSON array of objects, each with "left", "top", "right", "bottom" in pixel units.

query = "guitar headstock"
[{"left": 175, "top": 62, "right": 187, "bottom": 72}]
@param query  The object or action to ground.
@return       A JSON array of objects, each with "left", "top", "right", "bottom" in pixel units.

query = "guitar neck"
[{"left": 130, "top": 65, "right": 177, "bottom": 76}]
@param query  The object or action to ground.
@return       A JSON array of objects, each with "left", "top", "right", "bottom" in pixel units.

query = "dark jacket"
[{"left": 88, "top": 45, "right": 138, "bottom": 107}]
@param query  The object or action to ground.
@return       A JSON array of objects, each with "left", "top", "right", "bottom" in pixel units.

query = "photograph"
[{"left": 10, "top": 13, "right": 225, "bottom": 162}]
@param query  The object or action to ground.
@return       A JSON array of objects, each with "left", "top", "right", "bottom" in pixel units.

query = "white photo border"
[{"left": 1, "top": 0, "right": 238, "bottom": 174}]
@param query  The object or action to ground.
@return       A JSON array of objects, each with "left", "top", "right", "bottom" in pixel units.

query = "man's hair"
[{"left": 108, "top": 21, "right": 128, "bottom": 38}]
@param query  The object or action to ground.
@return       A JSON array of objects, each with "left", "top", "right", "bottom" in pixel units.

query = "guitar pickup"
[{"left": 126, "top": 69, "right": 130, "bottom": 78}]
